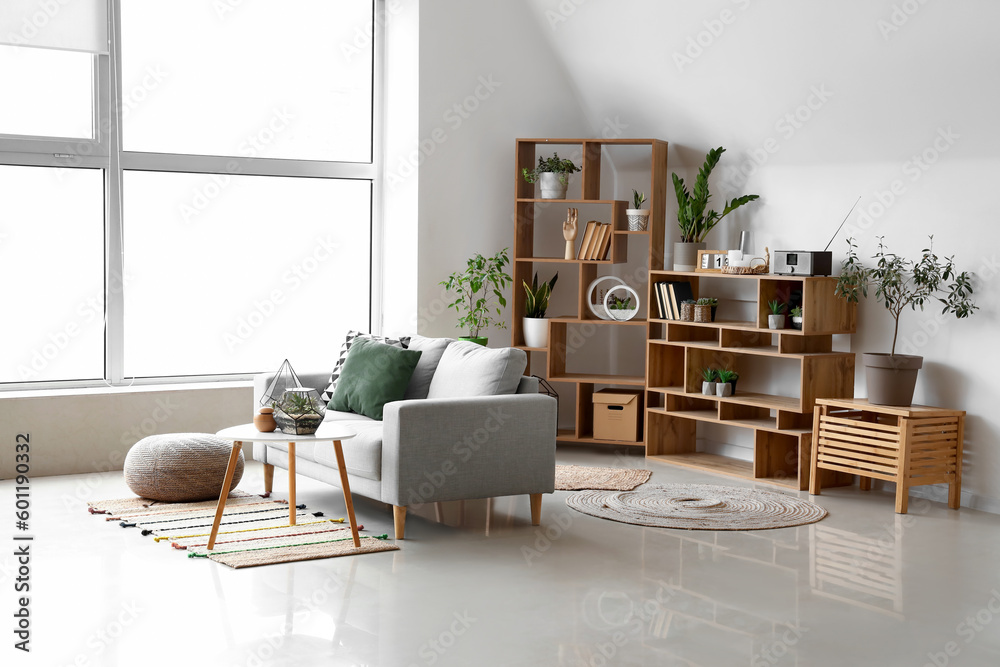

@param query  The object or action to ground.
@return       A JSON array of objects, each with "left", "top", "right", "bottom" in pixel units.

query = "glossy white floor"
[{"left": 4, "top": 445, "right": 1000, "bottom": 667}]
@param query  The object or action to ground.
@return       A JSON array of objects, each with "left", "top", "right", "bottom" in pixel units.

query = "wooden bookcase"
[
  {"left": 511, "top": 138, "right": 668, "bottom": 447},
  {"left": 645, "top": 271, "right": 857, "bottom": 489}
]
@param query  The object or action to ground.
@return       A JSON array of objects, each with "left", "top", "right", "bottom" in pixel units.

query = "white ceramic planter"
[
  {"left": 538, "top": 172, "right": 568, "bottom": 199},
  {"left": 791, "top": 316, "right": 803, "bottom": 330},
  {"left": 522, "top": 317, "right": 549, "bottom": 348},
  {"left": 702, "top": 381, "right": 716, "bottom": 396}
]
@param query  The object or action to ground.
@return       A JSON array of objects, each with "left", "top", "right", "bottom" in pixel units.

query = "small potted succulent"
[
  {"left": 273, "top": 388, "right": 326, "bottom": 435},
  {"left": 626, "top": 189, "right": 650, "bottom": 231},
  {"left": 695, "top": 297, "right": 718, "bottom": 322},
  {"left": 767, "top": 300, "right": 786, "bottom": 330},
  {"left": 440, "top": 247, "right": 513, "bottom": 346},
  {"left": 522, "top": 271, "right": 558, "bottom": 348},
  {"left": 604, "top": 293, "right": 638, "bottom": 321},
  {"left": 718, "top": 369, "right": 739, "bottom": 395},
  {"left": 522, "top": 153, "right": 581, "bottom": 199},
  {"left": 701, "top": 367, "right": 718, "bottom": 396},
  {"left": 790, "top": 305, "right": 803, "bottom": 330}
]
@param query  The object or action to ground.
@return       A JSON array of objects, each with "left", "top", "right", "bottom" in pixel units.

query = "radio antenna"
[{"left": 824, "top": 196, "right": 861, "bottom": 252}]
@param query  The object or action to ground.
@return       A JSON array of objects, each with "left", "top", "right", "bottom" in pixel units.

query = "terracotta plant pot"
[
  {"left": 253, "top": 408, "right": 277, "bottom": 433},
  {"left": 863, "top": 353, "right": 923, "bottom": 406}
]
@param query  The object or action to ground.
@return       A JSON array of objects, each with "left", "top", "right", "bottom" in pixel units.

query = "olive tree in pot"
[
  {"left": 672, "top": 147, "right": 759, "bottom": 271},
  {"left": 836, "top": 236, "right": 977, "bottom": 406},
  {"left": 522, "top": 271, "right": 558, "bottom": 348},
  {"left": 522, "top": 153, "right": 581, "bottom": 199},
  {"left": 440, "top": 248, "right": 513, "bottom": 346}
]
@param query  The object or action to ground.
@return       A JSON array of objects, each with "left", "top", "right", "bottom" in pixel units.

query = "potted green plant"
[
  {"left": 671, "top": 147, "right": 759, "bottom": 271},
  {"left": 440, "top": 247, "right": 513, "bottom": 346},
  {"left": 695, "top": 297, "right": 718, "bottom": 322},
  {"left": 767, "top": 300, "right": 786, "bottom": 330},
  {"left": 835, "top": 236, "right": 977, "bottom": 406},
  {"left": 715, "top": 369, "right": 738, "bottom": 397},
  {"left": 604, "top": 293, "right": 637, "bottom": 321},
  {"left": 626, "top": 189, "right": 650, "bottom": 231},
  {"left": 790, "top": 305, "right": 803, "bottom": 330},
  {"left": 701, "top": 367, "right": 718, "bottom": 396},
  {"left": 522, "top": 271, "right": 558, "bottom": 348},
  {"left": 522, "top": 153, "right": 581, "bottom": 200}
]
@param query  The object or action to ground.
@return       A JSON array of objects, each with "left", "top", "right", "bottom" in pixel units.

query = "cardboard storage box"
[{"left": 593, "top": 389, "right": 643, "bottom": 441}]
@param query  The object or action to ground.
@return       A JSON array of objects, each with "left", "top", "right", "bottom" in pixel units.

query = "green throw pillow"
[{"left": 328, "top": 338, "right": 422, "bottom": 420}]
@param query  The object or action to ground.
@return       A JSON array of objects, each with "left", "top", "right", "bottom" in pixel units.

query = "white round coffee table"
[{"left": 208, "top": 422, "right": 358, "bottom": 550}]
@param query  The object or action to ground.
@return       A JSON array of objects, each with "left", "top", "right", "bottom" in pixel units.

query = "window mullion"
[{"left": 105, "top": 0, "right": 126, "bottom": 385}]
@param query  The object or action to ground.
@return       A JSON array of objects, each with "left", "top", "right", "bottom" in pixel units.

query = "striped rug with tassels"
[{"left": 87, "top": 490, "right": 398, "bottom": 568}]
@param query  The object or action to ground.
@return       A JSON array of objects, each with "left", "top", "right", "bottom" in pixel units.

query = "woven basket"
[
  {"left": 693, "top": 304, "right": 712, "bottom": 323},
  {"left": 680, "top": 303, "right": 695, "bottom": 321},
  {"left": 124, "top": 434, "right": 243, "bottom": 502}
]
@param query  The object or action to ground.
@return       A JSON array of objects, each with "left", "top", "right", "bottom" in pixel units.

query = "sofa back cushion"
[
  {"left": 426, "top": 342, "right": 527, "bottom": 398},
  {"left": 328, "top": 338, "right": 422, "bottom": 420},
  {"left": 403, "top": 335, "right": 454, "bottom": 400}
]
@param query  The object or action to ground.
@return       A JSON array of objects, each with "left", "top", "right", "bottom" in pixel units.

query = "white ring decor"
[
  {"left": 603, "top": 284, "right": 639, "bottom": 321},
  {"left": 586, "top": 276, "right": 627, "bottom": 320}
]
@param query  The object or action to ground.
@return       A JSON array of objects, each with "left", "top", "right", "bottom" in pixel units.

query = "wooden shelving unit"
[
  {"left": 645, "top": 272, "right": 857, "bottom": 489},
  {"left": 511, "top": 138, "right": 668, "bottom": 447}
]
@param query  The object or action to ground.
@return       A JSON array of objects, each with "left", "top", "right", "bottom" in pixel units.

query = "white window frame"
[{"left": 0, "top": 0, "right": 384, "bottom": 390}]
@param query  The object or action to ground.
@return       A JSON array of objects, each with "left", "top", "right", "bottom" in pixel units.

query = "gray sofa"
[{"left": 252, "top": 337, "right": 557, "bottom": 539}]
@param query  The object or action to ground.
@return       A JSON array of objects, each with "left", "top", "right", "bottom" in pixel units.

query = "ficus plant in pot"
[
  {"left": 440, "top": 247, "right": 513, "bottom": 346},
  {"left": 672, "top": 147, "right": 759, "bottom": 271},
  {"left": 522, "top": 271, "right": 558, "bottom": 348},
  {"left": 836, "top": 236, "right": 977, "bottom": 406},
  {"left": 522, "top": 153, "right": 581, "bottom": 200}
]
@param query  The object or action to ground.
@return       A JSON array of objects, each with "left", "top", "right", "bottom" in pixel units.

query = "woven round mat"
[{"left": 566, "top": 483, "right": 827, "bottom": 531}]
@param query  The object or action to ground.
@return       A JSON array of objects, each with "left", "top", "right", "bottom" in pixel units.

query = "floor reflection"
[{"left": 809, "top": 521, "right": 904, "bottom": 618}]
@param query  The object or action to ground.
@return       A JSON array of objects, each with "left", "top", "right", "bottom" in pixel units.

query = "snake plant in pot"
[
  {"left": 522, "top": 272, "right": 558, "bottom": 348},
  {"left": 835, "top": 236, "right": 977, "bottom": 406},
  {"left": 672, "top": 147, "right": 759, "bottom": 271}
]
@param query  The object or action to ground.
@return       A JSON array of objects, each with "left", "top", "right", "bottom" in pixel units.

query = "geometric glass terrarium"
[{"left": 259, "top": 360, "right": 326, "bottom": 435}]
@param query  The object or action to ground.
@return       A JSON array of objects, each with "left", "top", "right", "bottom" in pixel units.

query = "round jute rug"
[{"left": 566, "top": 483, "right": 827, "bottom": 531}]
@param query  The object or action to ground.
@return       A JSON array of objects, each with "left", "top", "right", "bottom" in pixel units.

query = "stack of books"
[
  {"left": 576, "top": 221, "right": 613, "bottom": 260},
  {"left": 652, "top": 281, "right": 695, "bottom": 320}
]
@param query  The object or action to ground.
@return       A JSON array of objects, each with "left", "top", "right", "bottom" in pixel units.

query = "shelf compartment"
[
  {"left": 754, "top": 431, "right": 802, "bottom": 488},
  {"left": 646, "top": 343, "right": 685, "bottom": 389},
  {"left": 557, "top": 428, "right": 645, "bottom": 447},
  {"left": 778, "top": 333, "right": 833, "bottom": 354},
  {"left": 515, "top": 257, "right": 615, "bottom": 264},
  {"left": 667, "top": 323, "right": 719, "bottom": 344},
  {"left": 646, "top": 451, "right": 800, "bottom": 490},
  {"left": 515, "top": 198, "right": 624, "bottom": 204},
  {"left": 719, "top": 329, "right": 774, "bottom": 350},
  {"left": 548, "top": 373, "right": 645, "bottom": 385},
  {"left": 719, "top": 402, "right": 777, "bottom": 430},
  {"left": 658, "top": 387, "right": 804, "bottom": 413}
]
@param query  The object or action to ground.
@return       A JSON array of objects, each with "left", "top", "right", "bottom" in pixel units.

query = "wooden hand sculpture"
[{"left": 563, "top": 208, "right": 578, "bottom": 260}]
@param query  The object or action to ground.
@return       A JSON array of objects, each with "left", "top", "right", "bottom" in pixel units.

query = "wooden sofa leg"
[
  {"left": 530, "top": 494, "right": 542, "bottom": 526},
  {"left": 263, "top": 464, "right": 274, "bottom": 496},
  {"left": 393, "top": 506, "right": 407, "bottom": 540}
]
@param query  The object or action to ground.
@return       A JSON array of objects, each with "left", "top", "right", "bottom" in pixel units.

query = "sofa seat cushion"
[
  {"left": 426, "top": 342, "right": 527, "bottom": 398},
  {"left": 266, "top": 418, "right": 383, "bottom": 482}
]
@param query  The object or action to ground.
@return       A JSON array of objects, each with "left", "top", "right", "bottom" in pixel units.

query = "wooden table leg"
[
  {"left": 895, "top": 418, "right": 912, "bottom": 514},
  {"left": 208, "top": 441, "right": 243, "bottom": 550},
  {"left": 949, "top": 416, "right": 964, "bottom": 509},
  {"left": 859, "top": 476, "right": 872, "bottom": 491},
  {"left": 333, "top": 439, "right": 361, "bottom": 547},
  {"left": 288, "top": 442, "right": 296, "bottom": 526},
  {"left": 809, "top": 407, "right": 824, "bottom": 496}
]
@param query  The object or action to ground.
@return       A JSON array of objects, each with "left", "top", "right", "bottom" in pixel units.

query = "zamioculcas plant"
[{"left": 672, "top": 147, "right": 759, "bottom": 243}]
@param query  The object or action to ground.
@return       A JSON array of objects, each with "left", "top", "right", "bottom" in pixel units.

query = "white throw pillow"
[
  {"left": 426, "top": 342, "right": 527, "bottom": 398},
  {"left": 403, "top": 335, "right": 454, "bottom": 400}
]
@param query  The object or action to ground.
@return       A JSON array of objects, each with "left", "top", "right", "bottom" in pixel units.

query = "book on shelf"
[
  {"left": 653, "top": 281, "right": 667, "bottom": 319},
  {"left": 595, "top": 223, "right": 612, "bottom": 260},
  {"left": 584, "top": 221, "right": 606, "bottom": 259},
  {"left": 668, "top": 282, "right": 695, "bottom": 319},
  {"left": 576, "top": 221, "right": 597, "bottom": 260}
]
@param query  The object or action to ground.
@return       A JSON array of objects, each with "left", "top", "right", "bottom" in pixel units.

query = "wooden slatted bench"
[{"left": 809, "top": 398, "right": 965, "bottom": 513}]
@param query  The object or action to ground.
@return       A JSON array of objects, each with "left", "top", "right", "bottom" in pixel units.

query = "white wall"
[
  {"left": 511, "top": 0, "right": 1000, "bottom": 509},
  {"left": 414, "top": 0, "right": 595, "bottom": 341}
]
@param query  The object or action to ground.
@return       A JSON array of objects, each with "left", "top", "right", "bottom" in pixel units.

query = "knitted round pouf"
[{"left": 124, "top": 433, "right": 243, "bottom": 502}]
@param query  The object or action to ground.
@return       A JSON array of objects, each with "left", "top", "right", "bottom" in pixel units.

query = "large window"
[{"left": 1, "top": 1, "right": 379, "bottom": 387}]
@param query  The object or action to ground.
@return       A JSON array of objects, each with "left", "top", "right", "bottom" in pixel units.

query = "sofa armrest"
[
  {"left": 253, "top": 370, "right": 332, "bottom": 410},
  {"left": 381, "top": 394, "right": 556, "bottom": 507}
]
